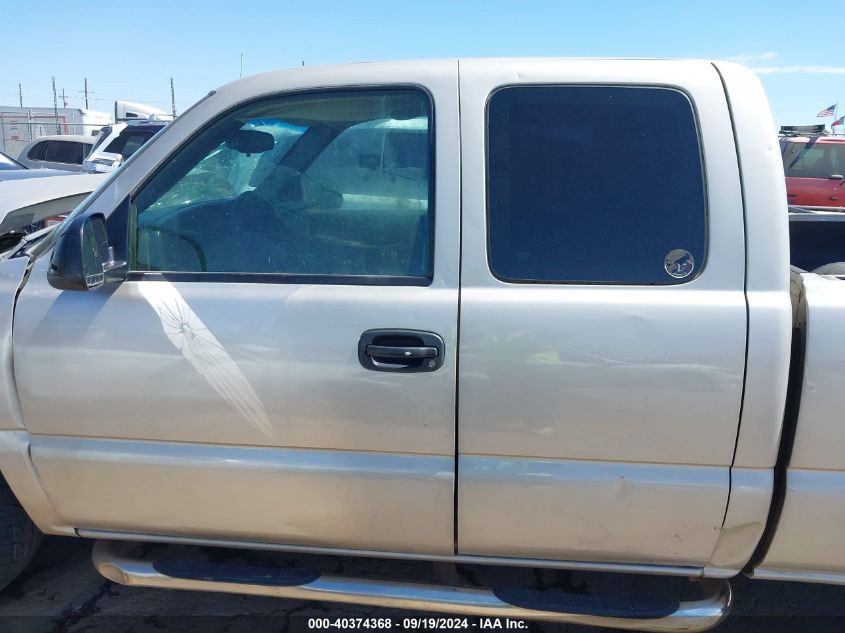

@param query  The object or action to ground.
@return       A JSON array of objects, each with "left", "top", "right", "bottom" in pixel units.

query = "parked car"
[
  {"left": 0, "top": 173, "right": 106, "bottom": 248},
  {"left": 16, "top": 135, "right": 96, "bottom": 172},
  {"left": 781, "top": 129, "right": 845, "bottom": 207},
  {"left": 0, "top": 59, "right": 837, "bottom": 631},
  {"left": 0, "top": 150, "right": 74, "bottom": 181},
  {"left": 0, "top": 151, "right": 24, "bottom": 171},
  {"left": 83, "top": 120, "right": 169, "bottom": 173}
]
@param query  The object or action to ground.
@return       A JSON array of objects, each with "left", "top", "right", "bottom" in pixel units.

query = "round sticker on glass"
[{"left": 664, "top": 249, "right": 695, "bottom": 279}]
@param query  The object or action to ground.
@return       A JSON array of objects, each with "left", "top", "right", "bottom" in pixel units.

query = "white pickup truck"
[{"left": 0, "top": 59, "right": 839, "bottom": 631}]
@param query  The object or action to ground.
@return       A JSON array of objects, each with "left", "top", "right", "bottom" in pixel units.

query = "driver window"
[{"left": 131, "top": 88, "right": 433, "bottom": 281}]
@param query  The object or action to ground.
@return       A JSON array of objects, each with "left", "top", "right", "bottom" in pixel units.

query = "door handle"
[
  {"left": 365, "top": 345, "right": 439, "bottom": 359},
  {"left": 358, "top": 329, "right": 445, "bottom": 373}
]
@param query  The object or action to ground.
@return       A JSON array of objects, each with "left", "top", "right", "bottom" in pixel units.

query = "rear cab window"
[{"left": 486, "top": 86, "right": 706, "bottom": 284}]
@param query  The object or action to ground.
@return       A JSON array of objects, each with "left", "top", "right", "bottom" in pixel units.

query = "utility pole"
[
  {"left": 170, "top": 77, "right": 176, "bottom": 117},
  {"left": 78, "top": 79, "right": 93, "bottom": 110},
  {"left": 240, "top": 53, "right": 244, "bottom": 78},
  {"left": 61, "top": 88, "right": 68, "bottom": 108},
  {"left": 18, "top": 83, "right": 22, "bottom": 107},
  {"left": 52, "top": 76, "right": 60, "bottom": 133}
]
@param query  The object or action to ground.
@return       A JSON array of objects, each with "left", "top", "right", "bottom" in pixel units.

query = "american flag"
[
  {"left": 834, "top": 116, "right": 845, "bottom": 127},
  {"left": 818, "top": 103, "right": 837, "bottom": 117}
]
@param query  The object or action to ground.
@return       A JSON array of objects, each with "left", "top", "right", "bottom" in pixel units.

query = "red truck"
[{"left": 781, "top": 125, "right": 845, "bottom": 207}]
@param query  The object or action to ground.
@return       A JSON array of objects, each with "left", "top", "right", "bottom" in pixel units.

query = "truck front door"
[{"left": 14, "top": 63, "right": 460, "bottom": 556}]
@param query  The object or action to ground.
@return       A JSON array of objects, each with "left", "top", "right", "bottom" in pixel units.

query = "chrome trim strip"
[
  {"left": 79, "top": 528, "right": 703, "bottom": 577},
  {"left": 93, "top": 540, "right": 731, "bottom": 632},
  {"left": 751, "top": 568, "right": 845, "bottom": 586}
]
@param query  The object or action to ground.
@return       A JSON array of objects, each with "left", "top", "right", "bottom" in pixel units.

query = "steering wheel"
[
  {"left": 230, "top": 190, "right": 280, "bottom": 229},
  {"left": 136, "top": 224, "right": 207, "bottom": 272}
]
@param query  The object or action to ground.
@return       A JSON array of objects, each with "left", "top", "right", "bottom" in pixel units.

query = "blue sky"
[{"left": 1, "top": 0, "right": 843, "bottom": 128}]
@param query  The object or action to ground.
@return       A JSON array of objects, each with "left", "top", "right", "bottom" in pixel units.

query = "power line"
[{"left": 76, "top": 80, "right": 95, "bottom": 107}]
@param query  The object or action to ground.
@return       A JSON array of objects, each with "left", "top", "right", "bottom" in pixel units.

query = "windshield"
[
  {"left": 105, "top": 129, "right": 159, "bottom": 160},
  {"left": 145, "top": 119, "right": 305, "bottom": 210},
  {"left": 88, "top": 126, "right": 114, "bottom": 156},
  {"left": 142, "top": 114, "right": 430, "bottom": 216},
  {"left": 0, "top": 152, "right": 24, "bottom": 171},
  {"left": 782, "top": 140, "right": 845, "bottom": 178}
]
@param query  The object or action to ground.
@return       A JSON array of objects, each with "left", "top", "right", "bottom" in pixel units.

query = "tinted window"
[
  {"left": 27, "top": 142, "right": 48, "bottom": 161},
  {"left": 782, "top": 140, "right": 845, "bottom": 178},
  {"left": 105, "top": 131, "right": 155, "bottom": 159},
  {"left": 44, "top": 140, "right": 81, "bottom": 164},
  {"left": 487, "top": 86, "right": 706, "bottom": 284},
  {"left": 75, "top": 142, "right": 89, "bottom": 164},
  {"left": 132, "top": 89, "right": 432, "bottom": 280}
]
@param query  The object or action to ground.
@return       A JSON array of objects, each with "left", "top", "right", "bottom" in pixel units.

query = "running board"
[{"left": 92, "top": 540, "right": 731, "bottom": 632}]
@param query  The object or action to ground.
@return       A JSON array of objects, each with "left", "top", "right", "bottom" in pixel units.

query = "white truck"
[
  {"left": 0, "top": 59, "right": 838, "bottom": 631},
  {"left": 84, "top": 101, "right": 175, "bottom": 173}
]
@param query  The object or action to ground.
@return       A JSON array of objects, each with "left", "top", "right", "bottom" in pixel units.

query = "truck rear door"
[{"left": 457, "top": 59, "right": 747, "bottom": 567}]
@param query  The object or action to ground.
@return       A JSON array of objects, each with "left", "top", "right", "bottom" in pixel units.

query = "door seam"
[{"left": 453, "top": 59, "right": 463, "bottom": 556}]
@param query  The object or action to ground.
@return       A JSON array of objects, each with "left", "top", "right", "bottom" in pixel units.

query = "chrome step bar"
[{"left": 92, "top": 540, "right": 731, "bottom": 632}]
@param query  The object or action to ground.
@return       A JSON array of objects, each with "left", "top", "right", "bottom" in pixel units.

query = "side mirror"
[
  {"left": 48, "top": 213, "right": 125, "bottom": 291},
  {"left": 830, "top": 174, "right": 845, "bottom": 180},
  {"left": 225, "top": 129, "right": 274, "bottom": 155}
]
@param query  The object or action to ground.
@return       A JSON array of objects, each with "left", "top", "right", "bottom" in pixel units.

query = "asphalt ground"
[{"left": 0, "top": 536, "right": 843, "bottom": 633}]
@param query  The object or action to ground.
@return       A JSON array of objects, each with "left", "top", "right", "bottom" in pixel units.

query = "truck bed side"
[{"left": 753, "top": 271, "right": 845, "bottom": 583}]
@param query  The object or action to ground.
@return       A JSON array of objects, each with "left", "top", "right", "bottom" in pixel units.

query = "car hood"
[
  {"left": 0, "top": 168, "right": 76, "bottom": 181},
  {"left": 0, "top": 174, "right": 108, "bottom": 234}
]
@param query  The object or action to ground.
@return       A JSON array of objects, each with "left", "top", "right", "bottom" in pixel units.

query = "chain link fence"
[{"left": 0, "top": 111, "right": 106, "bottom": 160}]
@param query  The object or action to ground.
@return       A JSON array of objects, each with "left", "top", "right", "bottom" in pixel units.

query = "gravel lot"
[{"left": 1, "top": 536, "right": 844, "bottom": 633}]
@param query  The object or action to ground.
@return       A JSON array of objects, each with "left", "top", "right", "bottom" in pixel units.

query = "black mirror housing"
[
  {"left": 225, "top": 129, "right": 274, "bottom": 154},
  {"left": 48, "top": 213, "right": 125, "bottom": 291}
]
